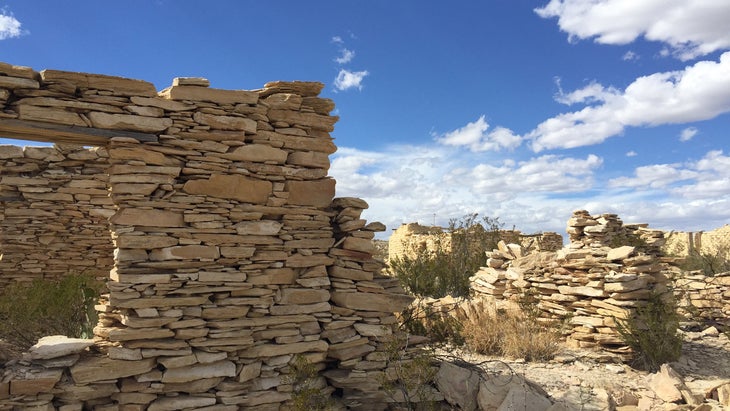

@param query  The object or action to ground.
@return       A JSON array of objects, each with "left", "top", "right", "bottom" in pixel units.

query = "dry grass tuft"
[{"left": 461, "top": 308, "right": 560, "bottom": 362}]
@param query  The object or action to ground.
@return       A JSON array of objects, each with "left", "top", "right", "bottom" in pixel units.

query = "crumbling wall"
[
  {"left": 0, "top": 62, "right": 413, "bottom": 410},
  {"left": 472, "top": 211, "right": 673, "bottom": 355},
  {"left": 663, "top": 225, "right": 730, "bottom": 259},
  {"left": 388, "top": 222, "right": 562, "bottom": 262}
]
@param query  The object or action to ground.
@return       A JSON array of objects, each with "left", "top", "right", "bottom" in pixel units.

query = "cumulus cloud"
[
  {"left": 535, "top": 0, "right": 730, "bottom": 60},
  {"left": 334, "top": 69, "right": 369, "bottom": 91},
  {"left": 609, "top": 150, "right": 730, "bottom": 201},
  {"left": 529, "top": 52, "right": 730, "bottom": 151},
  {"left": 679, "top": 126, "right": 698, "bottom": 142},
  {"left": 330, "top": 143, "right": 604, "bottom": 236},
  {"left": 434, "top": 115, "right": 522, "bottom": 152},
  {"left": 0, "top": 9, "right": 23, "bottom": 40},
  {"left": 335, "top": 48, "right": 355, "bottom": 64}
]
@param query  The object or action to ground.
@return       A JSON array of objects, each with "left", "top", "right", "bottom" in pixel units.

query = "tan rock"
[
  {"left": 239, "top": 340, "right": 328, "bottom": 358},
  {"left": 286, "top": 179, "right": 335, "bottom": 207},
  {"left": 278, "top": 288, "right": 330, "bottom": 305},
  {"left": 160, "top": 85, "right": 258, "bottom": 105},
  {"left": 220, "top": 144, "right": 288, "bottom": 163},
  {"left": 18, "top": 105, "right": 87, "bottom": 126},
  {"left": 149, "top": 245, "right": 220, "bottom": 261},
  {"left": 328, "top": 265, "right": 374, "bottom": 281},
  {"left": 148, "top": 396, "right": 217, "bottom": 411},
  {"left": 330, "top": 291, "right": 414, "bottom": 312},
  {"left": 183, "top": 174, "right": 272, "bottom": 204},
  {"left": 193, "top": 111, "right": 256, "bottom": 132},
  {"left": 287, "top": 151, "right": 330, "bottom": 168},
  {"left": 0, "top": 75, "right": 40, "bottom": 89},
  {"left": 129, "top": 96, "right": 194, "bottom": 111},
  {"left": 115, "top": 235, "right": 179, "bottom": 249},
  {"left": 437, "top": 362, "right": 480, "bottom": 411},
  {"left": 88, "top": 112, "right": 173, "bottom": 133},
  {"left": 70, "top": 356, "right": 156, "bottom": 384},
  {"left": 111, "top": 208, "right": 184, "bottom": 228},
  {"left": 342, "top": 237, "right": 375, "bottom": 254},
  {"left": 646, "top": 364, "right": 685, "bottom": 403},
  {"left": 161, "top": 360, "right": 236, "bottom": 383},
  {"left": 108, "top": 147, "right": 181, "bottom": 166},
  {"left": 234, "top": 220, "right": 282, "bottom": 235},
  {"left": 41, "top": 69, "right": 157, "bottom": 96},
  {"left": 608, "top": 246, "right": 635, "bottom": 261},
  {"left": 27, "top": 335, "right": 94, "bottom": 360},
  {"left": 238, "top": 361, "right": 262, "bottom": 383}
]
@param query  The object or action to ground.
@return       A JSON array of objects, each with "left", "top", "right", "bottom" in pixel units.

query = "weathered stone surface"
[
  {"left": 279, "top": 288, "right": 330, "bottom": 305},
  {"left": 41, "top": 69, "right": 157, "bottom": 96},
  {"left": 239, "top": 340, "right": 328, "bottom": 358},
  {"left": 18, "top": 105, "right": 87, "bottom": 126},
  {"left": 192, "top": 111, "right": 256, "bottom": 132},
  {"left": 161, "top": 85, "right": 258, "bottom": 105},
  {"left": 149, "top": 245, "right": 220, "bottom": 261},
  {"left": 496, "top": 384, "right": 552, "bottom": 411},
  {"left": 183, "top": 174, "right": 272, "bottom": 204},
  {"left": 234, "top": 220, "right": 282, "bottom": 235},
  {"left": 646, "top": 364, "right": 685, "bottom": 403},
  {"left": 148, "top": 396, "right": 217, "bottom": 411},
  {"left": 436, "top": 362, "right": 480, "bottom": 411},
  {"left": 330, "top": 291, "right": 414, "bottom": 312},
  {"left": 111, "top": 208, "right": 184, "bottom": 227},
  {"left": 607, "top": 246, "right": 635, "bottom": 261},
  {"left": 286, "top": 179, "right": 335, "bottom": 207},
  {"left": 161, "top": 360, "right": 236, "bottom": 383},
  {"left": 87, "top": 112, "right": 173, "bottom": 133},
  {"left": 287, "top": 151, "right": 330, "bottom": 168},
  {"left": 70, "top": 357, "right": 156, "bottom": 384},
  {"left": 26, "top": 336, "right": 95, "bottom": 360},
  {"left": 220, "top": 144, "right": 288, "bottom": 163}
]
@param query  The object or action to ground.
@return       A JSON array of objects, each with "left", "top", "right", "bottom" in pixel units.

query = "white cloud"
[
  {"left": 554, "top": 81, "right": 618, "bottom": 105},
  {"left": 331, "top": 36, "right": 343, "bottom": 44},
  {"left": 622, "top": 50, "right": 639, "bottom": 61},
  {"left": 626, "top": 150, "right": 637, "bottom": 157},
  {"left": 679, "top": 126, "right": 698, "bottom": 142},
  {"left": 333, "top": 69, "right": 369, "bottom": 91},
  {"left": 609, "top": 164, "right": 697, "bottom": 189},
  {"left": 335, "top": 48, "right": 355, "bottom": 64},
  {"left": 535, "top": 0, "right": 730, "bottom": 60},
  {"left": 435, "top": 115, "right": 522, "bottom": 152},
  {"left": 0, "top": 9, "right": 23, "bottom": 40},
  {"left": 330, "top": 143, "right": 603, "bottom": 236},
  {"left": 529, "top": 51, "right": 730, "bottom": 151}
]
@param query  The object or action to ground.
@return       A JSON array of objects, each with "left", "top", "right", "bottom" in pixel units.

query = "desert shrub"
[
  {"left": 461, "top": 308, "right": 560, "bottom": 362},
  {"left": 379, "top": 334, "right": 440, "bottom": 410},
  {"left": 286, "top": 354, "right": 335, "bottom": 411},
  {"left": 0, "top": 274, "right": 102, "bottom": 349},
  {"left": 399, "top": 303, "right": 464, "bottom": 346},
  {"left": 614, "top": 291, "right": 682, "bottom": 372},
  {"left": 680, "top": 249, "right": 730, "bottom": 276},
  {"left": 389, "top": 214, "right": 503, "bottom": 298}
]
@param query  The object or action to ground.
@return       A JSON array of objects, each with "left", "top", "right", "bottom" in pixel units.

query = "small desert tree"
[{"left": 389, "top": 213, "right": 503, "bottom": 299}]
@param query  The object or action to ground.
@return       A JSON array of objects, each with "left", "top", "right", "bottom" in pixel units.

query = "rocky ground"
[{"left": 437, "top": 323, "right": 730, "bottom": 410}]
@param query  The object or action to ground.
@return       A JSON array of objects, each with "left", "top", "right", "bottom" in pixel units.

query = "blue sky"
[{"left": 2, "top": 1, "right": 729, "bottom": 238}]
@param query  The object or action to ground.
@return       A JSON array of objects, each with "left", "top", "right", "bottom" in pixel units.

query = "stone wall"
[
  {"left": 471, "top": 210, "right": 730, "bottom": 355},
  {"left": 387, "top": 222, "right": 562, "bottom": 262},
  {"left": 0, "top": 144, "right": 115, "bottom": 289},
  {"left": 663, "top": 225, "right": 730, "bottom": 258},
  {"left": 0, "top": 62, "right": 413, "bottom": 410}
]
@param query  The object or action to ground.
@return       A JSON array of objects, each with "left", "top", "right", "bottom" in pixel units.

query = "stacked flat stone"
[
  {"left": 471, "top": 210, "right": 673, "bottom": 355},
  {"left": 0, "top": 144, "right": 114, "bottom": 288},
  {"left": 324, "top": 197, "right": 414, "bottom": 408},
  {"left": 675, "top": 272, "right": 730, "bottom": 326},
  {"left": 0, "top": 62, "right": 412, "bottom": 410}
]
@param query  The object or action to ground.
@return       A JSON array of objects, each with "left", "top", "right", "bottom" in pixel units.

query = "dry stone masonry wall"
[
  {"left": 0, "top": 144, "right": 115, "bottom": 289},
  {"left": 472, "top": 210, "right": 730, "bottom": 355},
  {"left": 0, "top": 61, "right": 414, "bottom": 410}
]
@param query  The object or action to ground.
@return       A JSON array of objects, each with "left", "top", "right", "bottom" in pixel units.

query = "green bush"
[
  {"left": 0, "top": 274, "right": 102, "bottom": 349},
  {"left": 680, "top": 249, "right": 730, "bottom": 276},
  {"left": 614, "top": 291, "right": 683, "bottom": 372},
  {"left": 389, "top": 214, "right": 503, "bottom": 298}
]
